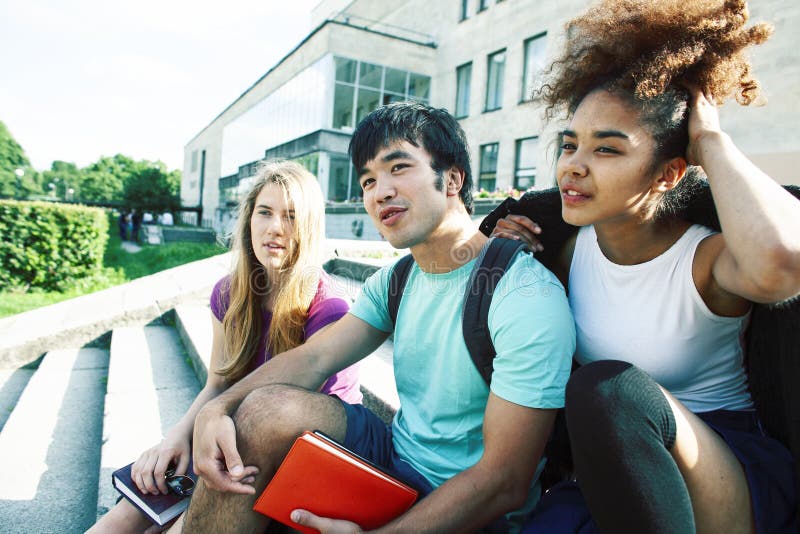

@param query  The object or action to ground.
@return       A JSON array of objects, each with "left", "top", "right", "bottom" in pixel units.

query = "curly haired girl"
[{"left": 491, "top": 1, "right": 800, "bottom": 531}]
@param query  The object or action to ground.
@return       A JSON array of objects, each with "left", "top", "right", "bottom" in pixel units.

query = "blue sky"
[{"left": 0, "top": 0, "right": 319, "bottom": 172}]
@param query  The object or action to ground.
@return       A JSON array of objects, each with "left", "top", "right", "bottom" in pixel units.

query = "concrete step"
[
  {"left": 96, "top": 325, "right": 201, "bottom": 519},
  {"left": 0, "top": 347, "right": 109, "bottom": 533},
  {"left": 0, "top": 360, "right": 38, "bottom": 433},
  {"left": 174, "top": 304, "right": 212, "bottom": 385}
]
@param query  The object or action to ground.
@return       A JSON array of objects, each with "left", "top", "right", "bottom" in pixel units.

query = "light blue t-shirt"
[{"left": 349, "top": 250, "right": 575, "bottom": 488}]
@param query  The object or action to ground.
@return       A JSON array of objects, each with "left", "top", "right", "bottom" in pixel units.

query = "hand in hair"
[{"left": 685, "top": 87, "right": 724, "bottom": 167}]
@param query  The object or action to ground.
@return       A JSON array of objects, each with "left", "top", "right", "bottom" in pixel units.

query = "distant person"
[
  {"left": 118, "top": 210, "right": 129, "bottom": 241},
  {"left": 131, "top": 209, "right": 142, "bottom": 243},
  {"left": 87, "top": 161, "right": 362, "bottom": 533},
  {"left": 142, "top": 212, "right": 154, "bottom": 225},
  {"left": 125, "top": 211, "right": 133, "bottom": 242},
  {"left": 160, "top": 211, "right": 174, "bottom": 226}
]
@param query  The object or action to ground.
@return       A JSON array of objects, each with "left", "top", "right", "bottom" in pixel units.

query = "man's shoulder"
[{"left": 502, "top": 250, "right": 565, "bottom": 291}]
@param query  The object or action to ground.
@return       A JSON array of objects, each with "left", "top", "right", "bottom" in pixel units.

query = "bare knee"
[{"left": 233, "top": 384, "right": 344, "bottom": 461}]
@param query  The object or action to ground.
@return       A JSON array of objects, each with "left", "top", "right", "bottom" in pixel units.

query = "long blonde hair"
[{"left": 217, "top": 160, "right": 326, "bottom": 381}]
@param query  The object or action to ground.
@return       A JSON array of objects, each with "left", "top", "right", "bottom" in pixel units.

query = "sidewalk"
[{"left": 119, "top": 241, "right": 142, "bottom": 253}]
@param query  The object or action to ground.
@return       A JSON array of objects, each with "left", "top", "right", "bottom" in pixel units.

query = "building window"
[
  {"left": 358, "top": 62, "right": 382, "bottom": 89},
  {"left": 460, "top": 0, "right": 470, "bottom": 21},
  {"left": 521, "top": 33, "right": 547, "bottom": 102},
  {"left": 479, "top": 143, "right": 499, "bottom": 191},
  {"left": 408, "top": 73, "right": 430, "bottom": 100},
  {"left": 329, "top": 156, "right": 361, "bottom": 202},
  {"left": 384, "top": 67, "right": 407, "bottom": 96},
  {"left": 333, "top": 84, "right": 355, "bottom": 129},
  {"left": 191, "top": 150, "right": 198, "bottom": 172},
  {"left": 515, "top": 137, "right": 538, "bottom": 190},
  {"left": 485, "top": 49, "right": 505, "bottom": 111},
  {"left": 332, "top": 56, "right": 431, "bottom": 131},
  {"left": 478, "top": 0, "right": 490, "bottom": 12},
  {"left": 455, "top": 63, "right": 472, "bottom": 118}
]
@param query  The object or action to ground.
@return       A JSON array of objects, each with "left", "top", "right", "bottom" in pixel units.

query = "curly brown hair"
[{"left": 537, "top": 0, "right": 773, "bottom": 118}]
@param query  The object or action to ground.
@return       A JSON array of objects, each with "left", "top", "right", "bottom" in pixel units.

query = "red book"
[{"left": 254, "top": 431, "right": 418, "bottom": 533}]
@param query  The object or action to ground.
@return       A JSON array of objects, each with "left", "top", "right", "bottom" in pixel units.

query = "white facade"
[{"left": 183, "top": 0, "right": 800, "bottom": 235}]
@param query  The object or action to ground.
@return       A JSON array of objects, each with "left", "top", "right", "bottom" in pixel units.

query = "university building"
[{"left": 182, "top": 0, "right": 800, "bottom": 236}]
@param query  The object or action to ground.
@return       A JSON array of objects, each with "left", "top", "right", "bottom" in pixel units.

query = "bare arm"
[
  {"left": 293, "top": 395, "right": 556, "bottom": 533},
  {"left": 689, "top": 89, "right": 800, "bottom": 304},
  {"left": 192, "top": 313, "right": 388, "bottom": 492}
]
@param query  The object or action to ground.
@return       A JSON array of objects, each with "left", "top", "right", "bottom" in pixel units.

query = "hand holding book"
[
  {"left": 131, "top": 434, "right": 192, "bottom": 495},
  {"left": 254, "top": 431, "right": 418, "bottom": 533},
  {"left": 290, "top": 509, "right": 364, "bottom": 534}
]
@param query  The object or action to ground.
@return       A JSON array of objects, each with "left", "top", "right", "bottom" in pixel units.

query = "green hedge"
[{"left": 0, "top": 200, "right": 108, "bottom": 291}]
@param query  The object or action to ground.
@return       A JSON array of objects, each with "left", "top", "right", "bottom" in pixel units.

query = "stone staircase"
[{"left": 0, "top": 254, "right": 399, "bottom": 533}]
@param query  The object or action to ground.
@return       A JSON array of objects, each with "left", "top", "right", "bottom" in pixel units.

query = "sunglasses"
[{"left": 164, "top": 467, "right": 195, "bottom": 497}]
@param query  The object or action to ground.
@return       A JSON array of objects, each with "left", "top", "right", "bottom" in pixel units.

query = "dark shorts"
[
  {"left": 697, "top": 410, "right": 797, "bottom": 533},
  {"left": 523, "top": 410, "right": 798, "bottom": 533},
  {"left": 337, "top": 399, "right": 434, "bottom": 497}
]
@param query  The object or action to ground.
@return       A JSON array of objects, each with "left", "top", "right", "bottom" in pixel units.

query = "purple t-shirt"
[{"left": 210, "top": 272, "right": 362, "bottom": 404}]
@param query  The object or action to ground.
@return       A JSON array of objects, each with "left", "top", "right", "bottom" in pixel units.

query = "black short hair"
[{"left": 349, "top": 101, "right": 474, "bottom": 214}]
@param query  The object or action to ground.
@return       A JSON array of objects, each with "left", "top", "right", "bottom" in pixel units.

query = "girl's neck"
[
  {"left": 593, "top": 216, "right": 691, "bottom": 265},
  {"left": 262, "top": 268, "right": 286, "bottom": 311}
]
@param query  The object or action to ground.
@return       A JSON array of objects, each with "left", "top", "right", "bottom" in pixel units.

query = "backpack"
[{"left": 386, "top": 237, "right": 528, "bottom": 385}]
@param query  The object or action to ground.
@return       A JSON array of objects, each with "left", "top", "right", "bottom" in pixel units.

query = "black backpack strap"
[
  {"left": 388, "top": 254, "right": 415, "bottom": 327},
  {"left": 462, "top": 237, "right": 529, "bottom": 385}
]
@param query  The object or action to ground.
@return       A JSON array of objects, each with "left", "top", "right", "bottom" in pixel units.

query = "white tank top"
[{"left": 569, "top": 224, "right": 753, "bottom": 413}]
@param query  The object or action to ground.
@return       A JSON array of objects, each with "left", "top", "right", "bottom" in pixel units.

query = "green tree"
[
  {"left": 123, "top": 165, "right": 181, "bottom": 214},
  {"left": 78, "top": 154, "right": 139, "bottom": 203},
  {"left": 0, "top": 120, "right": 39, "bottom": 199},
  {"left": 41, "top": 161, "right": 83, "bottom": 200}
]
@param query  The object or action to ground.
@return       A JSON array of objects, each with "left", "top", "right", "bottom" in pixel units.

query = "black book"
[{"left": 111, "top": 461, "right": 196, "bottom": 526}]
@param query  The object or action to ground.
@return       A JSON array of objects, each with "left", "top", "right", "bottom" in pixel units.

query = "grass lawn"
[{"left": 0, "top": 215, "right": 227, "bottom": 318}]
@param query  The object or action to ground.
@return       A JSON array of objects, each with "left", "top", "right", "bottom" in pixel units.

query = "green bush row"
[{"left": 0, "top": 200, "right": 108, "bottom": 291}]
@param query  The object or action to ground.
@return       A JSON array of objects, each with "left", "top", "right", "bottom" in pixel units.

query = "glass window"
[
  {"left": 331, "top": 57, "right": 431, "bottom": 131},
  {"left": 335, "top": 57, "right": 357, "bottom": 84},
  {"left": 293, "top": 152, "right": 319, "bottom": 179},
  {"left": 329, "top": 157, "right": 361, "bottom": 202},
  {"left": 485, "top": 50, "right": 505, "bottom": 111},
  {"left": 478, "top": 0, "right": 490, "bottom": 12},
  {"left": 460, "top": 0, "right": 470, "bottom": 20},
  {"left": 384, "top": 67, "right": 407, "bottom": 94},
  {"left": 455, "top": 63, "right": 472, "bottom": 118},
  {"left": 515, "top": 137, "right": 538, "bottom": 190},
  {"left": 191, "top": 150, "right": 198, "bottom": 172},
  {"left": 521, "top": 34, "right": 547, "bottom": 102},
  {"left": 408, "top": 74, "right": 430, "bottom": 100},
  {"left": 358, "top": 62, "right": 382, "bottom": 89},
  {"left": 333, "top": 84, "right": 355, "bottom": 129},
  {"left": 356, "top": 88, "right": 381, "bottom": 125},
  {"left": 329, "top": 157, "right": 350, "bottom": 201},
  {"left": 383, "top": 93, "right": 406, "bottom": 106},
  {"left": 479, "top": 143, "right": 499, "bottom": 191}
]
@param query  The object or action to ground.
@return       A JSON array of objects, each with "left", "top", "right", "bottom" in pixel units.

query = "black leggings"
[{"left": 565, "top": 360, "right": 694, "bottom": 533}]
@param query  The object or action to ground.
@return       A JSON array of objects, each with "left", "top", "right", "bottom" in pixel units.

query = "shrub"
[{"left": 0, "top": 200, "right": 108, "bottom": 291}]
